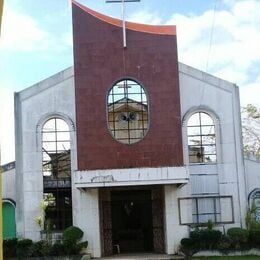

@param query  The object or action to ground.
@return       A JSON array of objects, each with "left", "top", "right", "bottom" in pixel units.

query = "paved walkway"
[{"left": 94, "top": 253, "right": 184, "bottom": 260}]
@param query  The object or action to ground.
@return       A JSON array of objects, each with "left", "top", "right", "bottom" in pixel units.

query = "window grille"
[
  {"left": 107, "top": 79, "right": 148, "bottom": 144},
  {"left": 42, "top": 118, "right": 72, "bottom": 230},
  {"left": 178, "top": 196, "right": 234, "bottom": 225},
  {"left": 187, "top": 112, "right": 216, "bottom": 163}
]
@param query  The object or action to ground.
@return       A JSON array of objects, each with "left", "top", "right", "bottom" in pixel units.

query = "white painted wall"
[
  {"left": 244, "top": 155, "right": 260, "bottom": 199},
  {"left": 74, "top": 189, "right": 101, "bottom": 257},
  {"left": 15, "top": 67, "right": 77, "bottom": 240},
  {"left": 164, "top": 185, "right": 189, "bottom": 254},
  {"left": 179, "top": 62, "right": 247, "bottom": 229},
  {"left": 14, "top": 66, "right": 102, "bottom": 257},
  {"left": 2, "top": 167, "right": 16, "bottom": 201}
]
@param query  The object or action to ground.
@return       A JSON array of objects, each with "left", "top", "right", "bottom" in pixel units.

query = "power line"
[{"left": 205, "top": 0, "right": 219, "bottom": 72}]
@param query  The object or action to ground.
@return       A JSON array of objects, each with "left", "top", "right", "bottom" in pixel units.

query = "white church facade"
[{"left": 2, "top": 0, "right": 260, "bottom": 257}]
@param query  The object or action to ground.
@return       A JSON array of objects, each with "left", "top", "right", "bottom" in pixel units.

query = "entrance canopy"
[{"left": 74, "top": 166, "right": 188, "bottom": 189}]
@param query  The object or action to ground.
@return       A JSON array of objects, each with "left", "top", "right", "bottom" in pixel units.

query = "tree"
[{"left": 241, "top": 104, "right": 260, "bottom": 156}]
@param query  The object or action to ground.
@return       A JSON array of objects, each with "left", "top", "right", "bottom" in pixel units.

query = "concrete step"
[{"left": 94, "top": 253, "right": 184, "bottom": 260}]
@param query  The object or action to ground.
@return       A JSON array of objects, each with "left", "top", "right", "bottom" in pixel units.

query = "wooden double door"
[{"left": 99, "top": 186, "right": 165, "bottom": 256}]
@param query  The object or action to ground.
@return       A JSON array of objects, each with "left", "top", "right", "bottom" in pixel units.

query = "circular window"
[{"left": 107, "top": 79, "right": 148, "bottom": 144}]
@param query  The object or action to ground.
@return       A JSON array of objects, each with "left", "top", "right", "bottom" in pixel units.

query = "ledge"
[{"left": 74, "top": 166, "right": 189, "bottom": 188}]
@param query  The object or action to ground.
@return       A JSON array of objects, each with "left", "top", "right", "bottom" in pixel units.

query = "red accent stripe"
[{"left": 72, "top": 0, "right": 176, "bottom": 35}]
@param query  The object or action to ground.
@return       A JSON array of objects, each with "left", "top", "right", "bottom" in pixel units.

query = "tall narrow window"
[
  {"left": 107, "top": 79, "right": 148, "bottom": 144},
  {"left": 42, "top": 118, "right": 72, "bottom": 230},
  {"left": 187, "top": 112, "right": 216, "bottom": 163}
]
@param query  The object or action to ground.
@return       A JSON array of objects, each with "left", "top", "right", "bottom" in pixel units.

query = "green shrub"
[
  {"left": 63, "top": 226, "right": 84, "bottom": 244},
  {"left": 205, "top": 230, "right": 222, "bottom": 249},
  {"left": 62, "top": 226, "right": 88, "bottom": 255},
  {"left": 75, "top": 241, "right": 89, "bottom": 254},
  {"left": 217, "top": 235, "right": 232, "bottom": 254},
  {"left": 3, "top": 238, "right": 17, "bottom": 257},
  {"left": 190, "top": 229, "right": 222, "bottom": 250},
  {"left": 179, "top": 238, "right": 199, "bottom": 259},
  {"left": 251, "top": 221, "right": 260, "bottom": 230},
  {"left": 41, "top": 240, "right": 53, "bottom": 256},
  {"left": 30, "top": 240, "right": 45, "bottom": 257},
  {"left": 50, "top": 241, "right": 66, "bottom": 256},
  {"left": 249, "top": 229, "right": 260, "bottom": 247},
  {"left": 190, "top": 229, "right": 201, "bottom": 241},
  {"left": 206, "top": 219, "right": 214, "bottom": 230},
  {"left": 227, "top": 227, "right": 249, "bottom": 250},
  {"left": 16, "top": 238, "right": 33, "bottom": 257},
  {"left": 30, "top": 240, "right": 52, "bottom": 257}
]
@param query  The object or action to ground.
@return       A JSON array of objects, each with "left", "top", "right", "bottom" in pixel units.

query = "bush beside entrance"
[
  {"left": 179, "top": 221, "right": 260, "bottom": 259},
  {"left": 3, "top": 226, "right": 88, "bottom": 259}
]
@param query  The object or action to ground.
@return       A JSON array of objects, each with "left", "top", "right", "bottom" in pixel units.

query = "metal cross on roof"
[{"left": 106, "top": 0, "right": 141, "bottom": 48}]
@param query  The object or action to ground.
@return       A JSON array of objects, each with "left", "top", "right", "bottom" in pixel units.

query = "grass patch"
[{"left": 193, "top": 256, "right": 260, "bottom": 259}]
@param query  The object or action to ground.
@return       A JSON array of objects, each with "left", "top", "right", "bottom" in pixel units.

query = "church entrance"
[
  {"left": 99, "top": 186, "right": 165, "bottom": 256},
  {"left": 111, "top": 190, "right": 153, "bottom": 253}
]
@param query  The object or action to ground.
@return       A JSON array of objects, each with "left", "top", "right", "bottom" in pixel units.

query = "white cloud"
[
  {"left": 240, "top": 76, "right": 260, "bottom": 107},
  {"left": 0, "top": 6, "right": 72, "bottom": 53},
  {"left": 0, "top": 4, "right": 72, "bottom": 163},
  {"left": 172, "top": 0, "right": 260, "bottom": 105},
  {"left": 0, "top": 87, "right": 15, "bottom": 165},
  {"left": 127, "top": 9, "right": 162, "bottom": 25},
  {"left": 169, "top": 4, "right": 260, "bottom": 82},
  {"left": 0, "top": 9, "right": 52, "bottom": 52},
  {"left": 127, "top": 0, "right": 260, "bottom": 106}
]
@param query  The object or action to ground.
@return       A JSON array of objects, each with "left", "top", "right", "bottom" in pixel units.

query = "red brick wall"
[{"left": 72, "top": 3, "right": 184, "bottom": 170}]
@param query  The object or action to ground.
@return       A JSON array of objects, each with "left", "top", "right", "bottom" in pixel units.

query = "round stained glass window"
[{"left": 107, "top": 79, "right": 149, "bottom": 144}]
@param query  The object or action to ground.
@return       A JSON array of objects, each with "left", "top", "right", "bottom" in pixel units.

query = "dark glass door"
[{"left": 111, "top": 190, "right": 154, "bottom": 253}]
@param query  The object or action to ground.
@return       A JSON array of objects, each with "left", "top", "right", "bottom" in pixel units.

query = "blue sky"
[
  {"left": 0, "top": 0, "right": 220, "bottom": 91},
  {"left": 0, "top": 0, "right": 260, "bottom": 164}
]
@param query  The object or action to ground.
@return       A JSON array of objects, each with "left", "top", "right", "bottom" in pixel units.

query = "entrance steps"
[{"left": 95, "top": 253, "right": 184, "bottom": 260}]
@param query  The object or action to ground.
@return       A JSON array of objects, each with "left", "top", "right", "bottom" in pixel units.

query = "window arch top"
[
  {"left": 42, "top": 117, "right": 71, "bottom": 177},
  {"left": 187, "top": 112, "right": 216, "bottom": 164},
  {"left": 187, "top": 112, "right": 214, "bottom": 127},
  {"left": 107, "top": 79, "right": 149, "bottom": 144},
  {"left": 42, "top": 118, "right": 70, "bottom": 132}
]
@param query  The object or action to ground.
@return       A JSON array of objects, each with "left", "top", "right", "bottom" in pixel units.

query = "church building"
[{"left": 7, "top": 0, "right": 259, "bottom": 257}]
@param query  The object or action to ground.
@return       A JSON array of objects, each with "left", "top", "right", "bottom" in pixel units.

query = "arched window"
[
  {"left": 107, "top": 79, "right": 148, "bottom": 144},
  {"left": 187, "top": 112, "right": 216, "bottom": 163},
  {"left": 42, "top": 117, "right": 72, "bottom": 230},
  {"left": 250, "top": 190, "right": 260, "bottom": 222}
]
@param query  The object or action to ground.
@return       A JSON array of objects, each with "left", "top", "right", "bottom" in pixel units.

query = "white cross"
[
  {"left": 106, "top": 0, "right": 141, "bottom": 48},
  {"left": 118, "top": 80, "right": 131, "bottom": 98}
]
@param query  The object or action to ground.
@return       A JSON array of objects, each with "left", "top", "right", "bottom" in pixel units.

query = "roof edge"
[
  {"left": 178, "top": 62, "right": 237, "bottom": 91},
  {"left": 17, "top": 66, "right": 74, "bottom": 101},
  {"left": 72, "top": 0, "right": 176, "bottom": 35}
]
